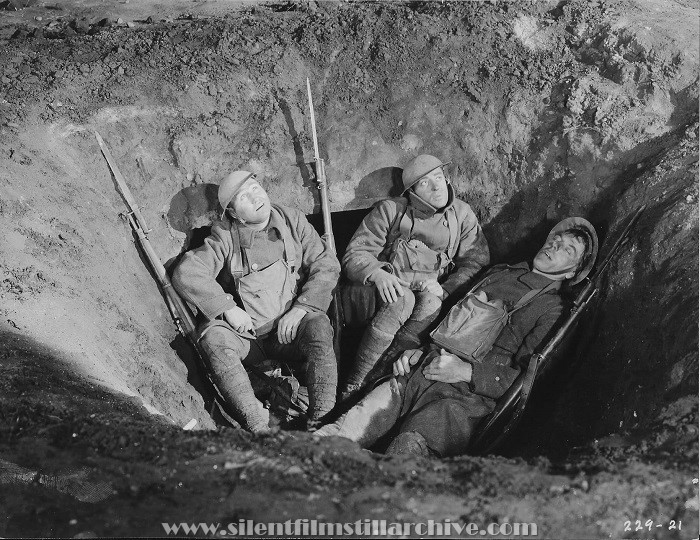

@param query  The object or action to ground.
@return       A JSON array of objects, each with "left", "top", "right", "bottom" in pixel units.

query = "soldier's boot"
[
  {"left": 199, "top": 328, "right": 271, "bottom": 434},
  {"left": 211, "top": 361, "right": 271, "bottom": 434},
  {"left": 297, "top": 312, "right": 338, "bottom": 431}
]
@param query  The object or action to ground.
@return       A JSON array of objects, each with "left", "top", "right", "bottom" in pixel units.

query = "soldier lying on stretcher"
[{"left": 316, "top": 217, "right": 598, "bottom": 457}]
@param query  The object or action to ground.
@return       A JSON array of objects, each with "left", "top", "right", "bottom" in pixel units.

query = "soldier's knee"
[
  {"left": 385, "top": 431, "right": 432, "bottom": 457},
  {"left": 376, "top": 289, "right": 416, "bottom": 322},
  {"left": 298, "top": 312, "right": 333, "bottom": 341},
  {"left": 415, "top": 290, "right": 442, "bottom": 314},
  {"left": 199, "top": 326, "right": 247, "bottom": 368},
  {"left": 201, "top": 325, "right": 242, "bottom": 347}
]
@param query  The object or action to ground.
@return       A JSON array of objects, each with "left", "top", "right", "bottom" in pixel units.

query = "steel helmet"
[
  {"left": 546, "top": 217, "right": 599, "bottom": 284},
  {"left": 218, "top": 170, "right": 255, "bottom": 213},
  {"left": 401, "top": 154, "right": 450, "bottom": 193}
]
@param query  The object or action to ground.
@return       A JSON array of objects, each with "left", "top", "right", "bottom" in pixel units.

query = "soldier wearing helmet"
[
  {"left": 172, "top": 170, "right": 340, "bottom": 433},
  {"left": 317, "top": 218, "right": 599, "bottom": 458},
  {"left": 341, "top": 154, "right": 490, "bottom": 399}
]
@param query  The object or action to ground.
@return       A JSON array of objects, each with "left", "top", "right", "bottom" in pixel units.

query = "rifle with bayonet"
[
  {"left": 469, "top": 205, "right": 646, "bottom": 454},
  {"left": 306, "top": 79, "right": 343, "bottom": 355},
  {"left": 94, "top": 131, "right": 307, "bottom": 423}
]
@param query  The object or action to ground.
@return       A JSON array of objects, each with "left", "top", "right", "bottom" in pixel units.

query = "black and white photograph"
[{"left": 0, "top": 0, "right": 697, "bottom": 538}]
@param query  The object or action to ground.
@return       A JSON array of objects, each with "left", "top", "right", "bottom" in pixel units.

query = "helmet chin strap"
[
  {"left": 409, "top": 180, "right": 452, "bottom": 212},
  {"left": 227, "top": 207, "right": 270, "bottom": 230},
  {"left": 226, "top": 208, "right": 244, "bottom": 224},
  {"left": 532, "top": 265, "right": 576, "bottom": 281}
]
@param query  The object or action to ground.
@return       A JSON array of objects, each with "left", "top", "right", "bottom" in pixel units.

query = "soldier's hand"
[
  {"left": 371, "top": 269, "right": 409, "bottom": 304},
  {"left": 423, "top": 349, "right": 472, "bottom": 383},
  {"left": 393, "top": 348, "right": 423, "bottom": 377},
  {"left": 223, "top": 306, "right": 255, "bottom": 334},
  {"left": 422, "top": 279, "right": 446, "bottom": 299},
  {"left": 277, "top": 306, "right": 307, "bottom": 345}
]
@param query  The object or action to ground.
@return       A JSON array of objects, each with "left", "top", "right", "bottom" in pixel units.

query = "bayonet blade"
[
  {"left": 306, "top": 78, "right": 321, "bottom": 162},
  {"left": 95, "top": 131, "right": 151, "bottom": 233}
]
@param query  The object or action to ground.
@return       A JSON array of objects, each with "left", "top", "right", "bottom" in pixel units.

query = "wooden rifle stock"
[
  {"left": 95, "top": 131, "right": 200, "bottom": 345},
  {"left": 126, "top": 214, "right": 198, "bottom": 341}
]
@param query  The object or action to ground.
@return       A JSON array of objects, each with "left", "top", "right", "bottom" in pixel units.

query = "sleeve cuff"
[
  {"left": 293, "top": 291, "right": 329, "bottom": 314},
  {"left": 292, "top": 300, "right": 319, "bottom": 314},
  {"left": 361, "top": 262, "right": 393, "bottom": 285},
  {"left": 198, "top": 293, "right": 239, "bottom": 320}
]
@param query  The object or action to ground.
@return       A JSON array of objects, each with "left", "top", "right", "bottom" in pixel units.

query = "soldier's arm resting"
[
  {"left": 342, "top": 200, "right": 398, "bottom": 284},
  {"left": 423, "top": 349, "right": 473, "bottom": 383},
  {"left": 171, "top": 223, "right": 237, "bottom": 320}
]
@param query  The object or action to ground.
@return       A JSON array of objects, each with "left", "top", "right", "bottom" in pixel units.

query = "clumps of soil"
[
  {"left": 1, "top": 336, "right": 697, "bottom": 538},
  {"left": 0, "top": 265, "right": 55, "bottom": 302}
]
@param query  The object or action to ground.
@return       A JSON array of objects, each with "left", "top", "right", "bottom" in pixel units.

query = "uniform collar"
[
  {"left": 407, "top": 184, "right": 455, "bottom": 219},
  {"left": 518, "top": 262, "right": 562, "bottom": 291},
  {"left": 233, "top": 206, "right": 284, "bottom": 248}
]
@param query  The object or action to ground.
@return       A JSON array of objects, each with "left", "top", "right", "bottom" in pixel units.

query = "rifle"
[
  {"left": 469, "top": 205, "right": 646, "bottom": 454},
  {"left": 306, "top": 79, "right": 343, "bottom": 354},
  {"left": 94, "top": 131, "right": 307, "bottom": 424}
]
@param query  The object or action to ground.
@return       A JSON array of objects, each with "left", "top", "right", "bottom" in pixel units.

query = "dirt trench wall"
[
  {"left": 0, "top": 0, "right": 697, "bottom": 438},
  {"left": 566, "top": 121, "right": 699, "bottom": 442}
]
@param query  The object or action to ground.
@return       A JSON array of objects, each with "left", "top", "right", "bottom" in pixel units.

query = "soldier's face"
[
  {"left": 412, "top": 168, "right": 449, "bottom": 208},
  {"left": 230, "top": 178, "right": 271, "bottom": 224},
  {"left": 533, "top": 232, "right": 586, "bottom": 278}
]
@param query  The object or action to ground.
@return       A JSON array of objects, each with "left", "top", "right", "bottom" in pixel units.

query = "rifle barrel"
[
  {"left": 590, "top": 205, "right": 646, "bottom": 280},
  {"left": 99, "top": 135, "right": 200, "bottom": 344},
  {"left": 127, "top": 215, "right": 199, "bottom": 340},
  {"left": 305, "top": 79, "right": 337, "bottom": 254},
  {"left": 305, "top": 79, "right": 341, "bottom": 354}
]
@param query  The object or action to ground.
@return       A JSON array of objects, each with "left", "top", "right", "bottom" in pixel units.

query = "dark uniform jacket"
[
  {"left": 395, "top": 262, "right": 566, "bottom": 456},
  {"left": 460, "top": 262, "right": 564, "bottom": 399}
]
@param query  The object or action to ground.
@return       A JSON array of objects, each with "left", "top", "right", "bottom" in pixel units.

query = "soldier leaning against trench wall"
[{"left": 172, "top": 171, "right": 341, "bottom": 434}]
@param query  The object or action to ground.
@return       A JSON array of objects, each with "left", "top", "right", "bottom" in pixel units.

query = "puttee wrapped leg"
[
  {"left": 199, "top": 326, "right": 270, "bottom": 433},
  {"left": 343, "top": 291, "right": 416, "bottom": 396},
  {"left": 295, "top": 313, "right": 338, "bottom": 425}
]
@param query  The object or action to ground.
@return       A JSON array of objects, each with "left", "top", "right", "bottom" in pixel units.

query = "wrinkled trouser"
[
  {"left": 319, "top": 349, "right": 495, "bottom": 457},
  {"left": 199, "top": 312, "right": 337, "bottom": 433},
  {"left": 344, "top": 289, "right": 442, "bottom": 395}
]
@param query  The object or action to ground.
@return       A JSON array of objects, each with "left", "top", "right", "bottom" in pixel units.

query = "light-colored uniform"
[
  {"left": 172, "top": 204, "right": 340, "bottom": 432},
  {"left": 342, "top": 186, "right": 489, "bottom": 392}
]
